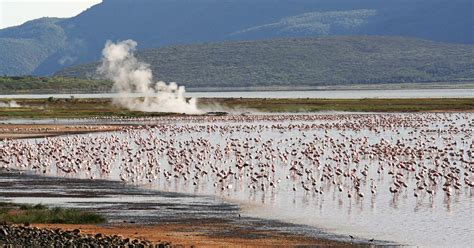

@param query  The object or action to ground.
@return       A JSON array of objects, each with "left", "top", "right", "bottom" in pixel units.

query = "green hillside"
[
  {"left": 56, "top": 36, "right": 474, "bottom": 88},
  {"left": 0, "top": 76, "right": 111, "bottom": 94},
  {"left": 0, "top": 0, "right": 472, "bottom": 76},
  {"left": 0, "top": 18, "right": 67, "bottom": 76}
]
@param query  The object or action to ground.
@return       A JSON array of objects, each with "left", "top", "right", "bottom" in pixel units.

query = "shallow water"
[
  {"left": 0, "top": 168, "right": 376, "bottom": 245},
  {"left": 1, "top": 113, "right": 473, "bottom": 247},
  {"left": 1, "top": 88, "right": 473, "bottom": 99}
]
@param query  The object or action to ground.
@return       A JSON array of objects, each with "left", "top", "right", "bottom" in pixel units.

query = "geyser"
[{"left": 98, "top": 39, "right": 201, "bottom": 114}]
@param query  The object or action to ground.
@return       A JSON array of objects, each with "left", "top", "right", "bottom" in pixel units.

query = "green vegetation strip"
[
  {"left": 0, "top": 98, "right": 472, "bottom": 119},
  {"left": 0, "top": 76, "right": 112, "bottom": 94},
  {"left": 204, "top": 98, "right": 474, "bottom": 113},
  {"left": 0, "top": 202, "right": 105, "bottom": 224}
]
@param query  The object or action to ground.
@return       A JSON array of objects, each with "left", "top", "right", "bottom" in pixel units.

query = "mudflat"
[
  {"left": 0, "top": 124, "right": 125, "bottom": 139},
  {"left": 33, "top": 223, "right": 351, "bottom": 247},
  {"left": 0, "top": 168, "right": 361, "bottom": 247}
]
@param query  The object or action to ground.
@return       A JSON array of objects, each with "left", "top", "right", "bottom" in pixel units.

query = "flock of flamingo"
[{"left": 1, "top": 113, "right": 472, "bottom": 206}]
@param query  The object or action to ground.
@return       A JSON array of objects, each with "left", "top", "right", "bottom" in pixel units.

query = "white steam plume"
[
  {"left": 0, "top": 100, "right": 20, "bottom": 108},
  {"left": 98, "top": 40, "right": 201, "bottom": 114}
]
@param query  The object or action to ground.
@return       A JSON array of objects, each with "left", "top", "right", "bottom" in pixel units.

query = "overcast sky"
[{"left": 0, "top": 0, "right": 102, "bottom": 29}]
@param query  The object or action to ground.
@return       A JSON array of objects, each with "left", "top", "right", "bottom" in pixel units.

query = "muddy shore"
[
  {"left": 0, "top": 168, "right": 378, "bottom": 247},
  {"left": 0, "top": 224, "right": 160, "bottom": 247},
  {"left": 0, "top": 124, "right": 127, "bottom": 139}
]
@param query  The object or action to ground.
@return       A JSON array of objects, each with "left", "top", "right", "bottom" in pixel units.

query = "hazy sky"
[{"left": 0, "top": 0, "right": 102, "bottom": 29}]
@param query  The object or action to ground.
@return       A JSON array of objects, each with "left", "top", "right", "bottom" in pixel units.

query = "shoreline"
[
  {"left": 0, "top": 168, "right": 374, "bottom": 247},
  {"left": 0, "top": 98, "right": 472, "bottom": 120},
  {"left": 0, "top": 124, "right": 128, "bottom": 139},
  {"left": 32, "top": 223, "right": 352, "bottom": 247}
]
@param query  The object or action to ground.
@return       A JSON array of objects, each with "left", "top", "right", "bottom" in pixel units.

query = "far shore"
[
  {"left": 188, "top": 82, "right": 474, "bottom": 92},
  {"left": 0, "top": 98, "right": 472, "bottom": 120}
]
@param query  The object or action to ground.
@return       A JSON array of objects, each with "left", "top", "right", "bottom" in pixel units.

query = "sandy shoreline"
[
  {"left": 33, "top": 223, "right": 352, "bottom": 247},
  {"left": 0, "top": 124, "right": 127, "bottom": 139}
]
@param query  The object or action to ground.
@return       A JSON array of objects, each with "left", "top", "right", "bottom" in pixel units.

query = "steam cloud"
[
  {"left": 98, "top": 40, "right": 201, "bottom": 114},
  {"left": 0, "top": 100, "right": 20, "bottom": 108}
]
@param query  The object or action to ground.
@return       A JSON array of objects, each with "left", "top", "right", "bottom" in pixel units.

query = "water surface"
[
  {"left": 1, "top": 113, "right": 472, "bottom": 247},
  {"left": 1, "top": 88, "right": 473, "bottom": 99}
]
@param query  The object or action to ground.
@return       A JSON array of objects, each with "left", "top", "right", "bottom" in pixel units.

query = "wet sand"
[{"left": 33, "top": 223, "right": 349, "bottom": 247}]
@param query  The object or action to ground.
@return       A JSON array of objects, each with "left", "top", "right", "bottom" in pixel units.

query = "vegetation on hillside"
[
  {"left": 57, "top": 36, "right": 474, "bottom": 88},
  {"left": 0, "top": 0, "right": 471, "bottom": 76},
  {"left": 0, "top": 18, "right": 66, "bottom": 76},
  {"left": 0, "top": 76, "right": 112, "bottom": 93}
]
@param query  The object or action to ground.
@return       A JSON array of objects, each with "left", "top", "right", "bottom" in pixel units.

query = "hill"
[
  {"left": 0, "top": 76, "right": 111, "bottom": 94},
  {"left": 0, "top": 0, "right": 472, "bottom": 76},
  {"left": 0, "top": 18, "right": 66, "bottom": 76},
  {"left": 55, "top": 36, "right": 474, "bottom": 89}
]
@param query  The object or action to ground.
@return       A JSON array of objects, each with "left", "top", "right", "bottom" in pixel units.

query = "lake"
[
  {"left": 1, "top": 113, "right": 472, "bottom": 247},
  {"left": 0, "top": 88, "right": 473, "bottom": 99}
]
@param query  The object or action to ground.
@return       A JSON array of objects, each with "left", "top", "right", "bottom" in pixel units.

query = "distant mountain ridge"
[
  {"left": 0, "top": 18, "right": 66, "bottom": 75},
  {"left": 229, "top": 9, "right": 378, "bottom": 37},
  {"left": 0, "top": 0, "right": 472, "bottom": 76},
  {"left": 56, "top": 36, "right": 474, "bottom": 89}
]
